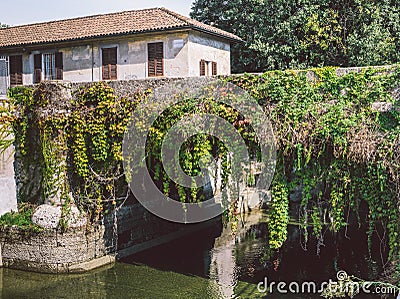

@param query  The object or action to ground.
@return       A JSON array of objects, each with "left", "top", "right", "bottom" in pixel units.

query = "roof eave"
[
  {"left": 0, "top": 25, "right": 242, "bottom": 52},
  {"left": 189, "top": 26, "right": 243, "bottom": 43},
  {"left": 0, "top": 26, "right": 193, "bottom": 51}
]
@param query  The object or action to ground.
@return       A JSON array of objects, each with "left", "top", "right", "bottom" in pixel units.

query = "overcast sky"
[{"left": 0, "top": 0, "right": 194, "bottom": 26}]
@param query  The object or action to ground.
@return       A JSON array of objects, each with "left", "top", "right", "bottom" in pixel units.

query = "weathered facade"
[
  {"left": 0, "top": 8, "right": 241, "bottom": 96},
  {"left": 0, "top": 144, "right": 17, "bottom": 216}
]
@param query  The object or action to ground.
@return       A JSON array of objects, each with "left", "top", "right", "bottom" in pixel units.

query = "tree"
[
  {"left": 190, "top": 0, "right": 400, "bottom": 72},
  {"left": 0, "top": 23, "right": 9, "bottom": 28}
]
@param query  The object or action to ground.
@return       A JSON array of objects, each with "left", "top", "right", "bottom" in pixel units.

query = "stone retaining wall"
[
  {"left": 0, "top": 226, "right": 113, "bottom": 273},
  {"left": 0, "top": 205, "right": 220, "bottom": 273},
  {"left": 1, "top": 66, "right": 397, "bottom": 274}
]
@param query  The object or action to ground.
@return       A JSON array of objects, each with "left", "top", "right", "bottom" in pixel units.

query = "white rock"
[
  {"left": 32, "top": 204, "right": 87, "bottom": 229},
  {"left": 32, "top": 205, "right": 61, "bottom": 229},
  {"left": 67, "top": 206, "right": 87, "bottom": 228}
]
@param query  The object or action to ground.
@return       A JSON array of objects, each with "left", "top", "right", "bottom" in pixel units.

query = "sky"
[{"left": 0, "top": 0, "right": 194, "bottom": 26}]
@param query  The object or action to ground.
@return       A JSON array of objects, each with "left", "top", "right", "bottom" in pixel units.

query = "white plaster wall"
[
  {"left": 115, "top": 32, "right": 190, "bottom": 80},
  {"left": 1, "top": 30, "right": 231, "bottom": 84},
  {"left": 61, "top": 45, "right": 96, "bottom": 83},
  {"left": 60, "top": 32, "right": 190, "bottom": 82},
  {"left": 0, "top": 144, "right": 17, "bottom": 216},
  {"left": 188, "top": 32, "right": 231, "bottom": 77}
]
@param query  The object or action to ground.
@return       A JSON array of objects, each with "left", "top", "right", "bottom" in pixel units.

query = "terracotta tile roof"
[{"left": 0, "top": 7, "right": 242, "bottom": 49}]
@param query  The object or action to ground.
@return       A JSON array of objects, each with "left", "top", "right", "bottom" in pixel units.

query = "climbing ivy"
[
  {"left": 269, "top": 181, "right": 289, "bottom": 249},
  {"left": 228, "top": 66, "right": 400, "bottom": 267},
  {"left": 3, "top": 66, "right": 400, "bottom": 279},
  {"left": 68, "top": 83, "right": 143, "bottom": 221}
]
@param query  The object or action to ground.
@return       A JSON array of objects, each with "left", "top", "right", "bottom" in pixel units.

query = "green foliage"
[
  {"left": 5, "top": 66, "right": 400, "bottom": 268},
  {"left": 145, "top": 94, "right": 248, "bottom": 203},
  {"left": 68, "top": 83, "right": 142, "bottom": 220},
  {"left": 228, "top": 66, "right": 400, "bottom": 261},
  {"left": 269, "top": 182, "right": 289, "bottom": 249},
  {"left": 0, "top": 204, "right": 42, "bottom": 232},
  {"left": 0, "top": 99, "right": 14, "bottom": 154},
  {"left": 190, "top": 0, "right": 400, "bottom": 72},
  {"left": 7, "top": 87, "right": 34, "bottom": 156}
]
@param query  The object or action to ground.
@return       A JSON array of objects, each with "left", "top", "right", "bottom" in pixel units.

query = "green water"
[
  {"left": 0, "top": 211, "right": 388, "bottom": 298},
  {"left": 0, "top": 264, "right": 261, "bottom": 299}
]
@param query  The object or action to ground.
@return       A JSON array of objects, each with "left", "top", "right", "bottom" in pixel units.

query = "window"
[
  {"left": 55, "top": 52, "right": 63, "bottom": 80},
  {"left": 34, "top": 54, "right": 42, "bottom": 83},
  {"left": 102, "top": 47, "right": 117, "bottom": 80},
  {"left": 200, "top": 59, "right": 206, "bottom": 76},
  {"left": 43, "top": 53, "right": 55, "bottom": 80},
  {"left": 148, "top": 42, "right": 164, "bottom": 77},
  {"left": 9, "top": 55, "right": 23, "bottom": 86},
  {"left": 200, "top": 60, "right": 218, "bottom": 76},
  {"left": 0, "top": 56, "right": 8, "bottom": 95},
  {"left": 212, "top": 62, "right": 217, "bottom": 76},
  {"left": 34, "top": 52, "right": 63, "bottom": 83}
]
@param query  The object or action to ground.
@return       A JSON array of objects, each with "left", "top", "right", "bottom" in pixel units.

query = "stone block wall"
[
  {"left": 0, "top": 208, "right": 219, "bottom": 273},
  {"left": 0, "top": 226, "right": 113, "bottom": 273},
  {"left": 2, "top": 66, "right": 397, "bottom": 273}
]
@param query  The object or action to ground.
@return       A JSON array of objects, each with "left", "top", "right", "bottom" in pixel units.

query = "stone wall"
[
  {"left": 0, "top": 226, "right": 114, "bottom": 273},
  {"left": 0, "top": 209, "right": 220, "bottom": 273},
  {"left": 2, "top": 67, "right": 397, "bottom": 273},
  {"left": 14, "top": 77, "right": 216, "bottom": 205}
]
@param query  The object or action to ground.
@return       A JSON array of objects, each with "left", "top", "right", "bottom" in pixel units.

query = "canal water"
[{"left": 0, "top": 211, "right": 387, "bottom": 298}]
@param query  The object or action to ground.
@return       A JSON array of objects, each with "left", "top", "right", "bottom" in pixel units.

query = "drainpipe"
[{"left": 91, "top": 44, "right": 94, "bottom": 82}]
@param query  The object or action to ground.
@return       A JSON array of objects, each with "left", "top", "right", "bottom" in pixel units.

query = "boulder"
[{"left": 32, "top": 204, "right": 87, "bottom": 229}]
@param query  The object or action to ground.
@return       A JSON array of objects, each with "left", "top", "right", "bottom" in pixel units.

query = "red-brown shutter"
[
  {"left": 102, "top": 47, "right": 117, "bottom": 80},
  {"left": 34, "top": 54, "right": 42, "bottom": 84},
  {"left": 148, "top": 42, "right": 164, "bottom": 77},
  {"left": 200, "top": 59, "right": 206, "bottom": 76},
  {"left": 9, "top": 55, "right": 23, "bottom": 86},
  {"left": 212, "top": 62, "right": 217, "bottom": 76},
  {"left": 55, "top": 52, "right": 63, "bottom": 80}
]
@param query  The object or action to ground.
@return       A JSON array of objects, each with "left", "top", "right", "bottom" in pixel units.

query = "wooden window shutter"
[
  {"left": 9, "top": 55, "right": 23, "bottom": 86},
  {"left": 200, "top": 60, "right": 206, "bottom": 76},
  {"left": 55, "top": 52, "right": 63, "bottom": 80},
  {"left": 102, "top": 47, "right": 117, "bottom": 80},
  {"left": 148, "top": 42, "right": 164, "bottom": 77},
  {"left": 212, "top": 62, "right": 217, "bottom": 76},
  {"left": 34, "top": 54, "right": 42, "bottom": 84}
]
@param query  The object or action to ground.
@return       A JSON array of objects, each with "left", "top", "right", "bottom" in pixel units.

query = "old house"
[{"left": 0, "top": 7, "right": 242, "bottom": 96}]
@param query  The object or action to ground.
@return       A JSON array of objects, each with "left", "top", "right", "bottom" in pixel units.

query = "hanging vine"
[{"left": 3, "top": 66, "right": 400, "bottom": 283}]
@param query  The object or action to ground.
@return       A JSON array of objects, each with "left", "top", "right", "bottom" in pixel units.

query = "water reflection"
[{"left": 1, "top": 210, "right": 385, "bottom": 298}]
